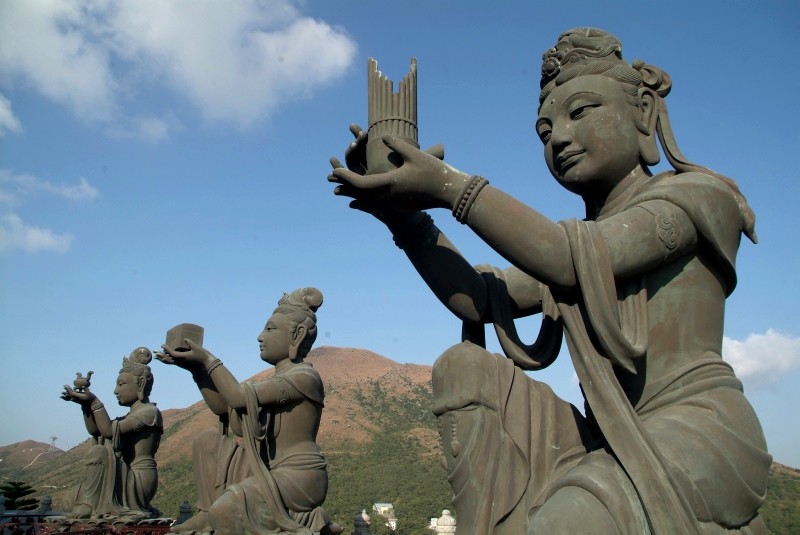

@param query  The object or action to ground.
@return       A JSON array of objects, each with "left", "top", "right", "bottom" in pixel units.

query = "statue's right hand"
[
  {"left": 156, "top": 345, "right": 192, "bottom": 370},
  {"left": 62, "top": 385, "right": 93, "bottom": 404},
  {"left": 344, "top": 124, "right": 368, "bottom": 175},
  {"left": 157, "top": 342, "right": 208, "bottom": 371}
]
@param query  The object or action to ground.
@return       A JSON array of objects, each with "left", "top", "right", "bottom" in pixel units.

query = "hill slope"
[{"left": 3, "top": 346, "right": 798, "bottom": 534}]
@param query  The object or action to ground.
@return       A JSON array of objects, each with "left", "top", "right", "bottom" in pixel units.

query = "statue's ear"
[
  {"left": 137, "top": 376, "right": 146, "bottom": 400},
  {"left": 637, "top": 87, "right": 660, "bottom": 166},
  {"left": 288, "top": 324, "right": 308, "bottom": 360}
]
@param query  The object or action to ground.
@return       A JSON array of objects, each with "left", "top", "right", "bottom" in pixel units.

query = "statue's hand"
[
  {"left": 329, "top": 135, "right": 464, "bottom": 212},
  {"left": 158, "top": 338, "right": 213, "bottom": 369},
  {"left": 344, "top": 124, "right": 368, "bottom": 175},
  {"left": 61, "top": 384, "right": 95, "bottom": 404}
]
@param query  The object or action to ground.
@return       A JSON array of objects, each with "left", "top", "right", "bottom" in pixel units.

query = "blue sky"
[{"left": 1, "top": 1, "right": 798, "bottom": 468}]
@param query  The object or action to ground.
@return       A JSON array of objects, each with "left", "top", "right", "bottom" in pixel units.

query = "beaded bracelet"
[
  {"left": 205, "top": 358, "right": 223, "bottom": 375},
  {"left": 392, "top": 213, "right": 439, "bottom": 250},
  {"left": 452, "top": 175, "right": 489, "bottom": 223},
  {"left": 191, "top": 368, "right": 208, "bottom": 383},
  {"left": 91, "top": 401, "right": 105, "bottom": 413}
]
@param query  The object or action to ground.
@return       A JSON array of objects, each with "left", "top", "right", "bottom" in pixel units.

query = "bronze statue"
[
  {"left": 329, "top": 28, "right": 771, "bottom": 534},
  {"left": 60, "top": 348, "right": 163, "bottom": 521},
  {"left": 157, "top": 288, "right": 342, "bottom": 535}
]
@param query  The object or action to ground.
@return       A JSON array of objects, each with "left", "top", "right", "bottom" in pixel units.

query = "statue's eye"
[
  {"left": 570, "top": 104, "right": 596, "bottom": 120},
  {"left": 536, "top": 123, "right": 552, "bottom": 144}
]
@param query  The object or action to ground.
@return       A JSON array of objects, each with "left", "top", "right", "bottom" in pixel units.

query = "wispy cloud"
[
  {"left": 0, "top": 169, "right": 99, "bottom": 254},
  {"left": 0, "top": 0, "right": 357, "bottom": 138},
  {"left": 0, "top": 213, "right": 73, "bottom": 253},
  {"left": 0, "top": 93, "right": 22, "bottom": 136},
  {"left": 724, "top": 330, "right": 800, "bottom": 386},
  {"left": 0, "top": 170, "right": 100, "bottom": 204}
]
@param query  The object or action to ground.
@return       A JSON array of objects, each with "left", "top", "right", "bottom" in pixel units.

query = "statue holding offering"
[
  {"left": 328, "top": 28, "right": 771, "bottom": 534},
  {"left": 157, "top": 288, "right": 341, "bottom": 535},
  {"left": 60, "top": 347, "right": 163, "bottom": 521}
]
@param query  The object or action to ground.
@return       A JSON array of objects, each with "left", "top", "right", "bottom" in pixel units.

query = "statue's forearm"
[
  {"left": 206, "top": 362, "right": 247, "bottom": 410},
  {"left": 404, "top": 231, "right": 489, "bottom": 323},
  {"left": 85, "top": 399, "right": 113, "bottom": 438},
  {"left": 390, "top": 212, "right": 489, "bottom": 323},
  {"left": 463, "top": 186, "right": 576, "bottom": 288}
]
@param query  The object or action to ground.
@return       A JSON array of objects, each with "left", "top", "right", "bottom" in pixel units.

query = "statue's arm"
[
  {"left": 596, "top": 200, "right": 698, "bottom": 279},
  {"left": 87, "top": 402, "right": 114, "bottom": 439},
  {"left": 391, "top": 214, "right": 544, "bottom": 322},
  {"left": 81, "top": 406, "right": 101, "bottom": 438},
  {"left": 254, "top": 376, "right": 306, "bottom": 406},
  {"left": 193, "top": 377, "right": 229, "bottom": 416},
  {"left": 399, "top": 222, "right": 489, "bottom": 323},
  {"left": 464, "top": 186, "right": 577, "bottom": 288},
  {"left": 204, "top": 363, "right": 249, "bottom": 410},
  {"left": 466, "top": 191, "right": 698, "bottom": 286}
]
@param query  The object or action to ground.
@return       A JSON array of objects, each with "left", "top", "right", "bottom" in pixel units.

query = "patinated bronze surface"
[
  {"left": 329, "top": 28, "right": 771, "bottom": 535},
  {"left": 60, "top": 347, "right": 163, "bottom": 521},
  {"left": 157, "top": 288, "right": 341, "bottom": 535}
]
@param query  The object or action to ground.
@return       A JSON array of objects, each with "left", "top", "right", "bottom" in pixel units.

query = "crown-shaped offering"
[{"left": 366, "top": 57, "right": 418, "bottom": 174}]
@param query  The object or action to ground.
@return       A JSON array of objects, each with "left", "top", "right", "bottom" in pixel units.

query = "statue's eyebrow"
[{"left": 564, "top": 90, "right": 603, "bottom": 106}]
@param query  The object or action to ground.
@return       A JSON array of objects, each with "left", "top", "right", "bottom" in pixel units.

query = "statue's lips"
[{"left": 557, "top": 150, "right": 584, "bottom": 171}]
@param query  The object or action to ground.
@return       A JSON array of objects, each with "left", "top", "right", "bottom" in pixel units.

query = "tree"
[{"left": 0, "top": 481, "right": 38, "bottom": 510}]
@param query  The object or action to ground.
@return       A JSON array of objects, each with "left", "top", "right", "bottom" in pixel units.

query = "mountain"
[
  {"left": 3, "top": 347, "right": 449, "bottom": 534},
  {"left": 0, "top": 440, "right": 64, "bottom": 477},
  {"left": 2, "top": 346, "right": 798, "bottom": 534}
]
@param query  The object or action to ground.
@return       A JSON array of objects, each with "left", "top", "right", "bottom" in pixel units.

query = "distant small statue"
[
  {"left": 158, "top": 288, "right": 342, "bottom": 535},
  {"left": 61, "top": 348, "right": 163, "bottom": 521},
  {"left": 353, "top": 509, "right": 371, "bottom": 535},
  {"left": 431, "top": 510, "right": 456, "bottom": 534},
  {"left": 73, "top": 371, "right": 93, "bottom": 392},
  {"left": 329, "top": 27, "right": 771, "bottom": 535}
]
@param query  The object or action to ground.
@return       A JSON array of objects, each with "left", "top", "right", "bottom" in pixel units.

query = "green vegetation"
[
  {"left": 761, "top": 465, "right": 800, "bottom": 535},
  {"left": 6, "top": 370, "right": 798, "bottom": 534},
  {"left": 324, "top": 379, "right": 451, "bottom": 533},
  {"left": 151, "top": 458, "right": 196, "bottom": 519},
  {"left": 0, "top": 481, "right": 38, "bottom": 510}
]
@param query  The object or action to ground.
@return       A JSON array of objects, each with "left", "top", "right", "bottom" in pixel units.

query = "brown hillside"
[
  {"left": 0, "top": 440, "right": 63, "bottom": 475},
  {"left": 1, "top": 347, "right": 798, "bottom": 533},
  {"left": 153, "top": 346, "right": 434, "bottom": 465}
]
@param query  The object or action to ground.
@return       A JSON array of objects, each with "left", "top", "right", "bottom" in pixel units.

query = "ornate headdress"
[
  {"left": 274, "top": 287, "right": 323, "bottom": 321},
  {"left": 120, "top": 347, "right": 153, "bottom": 376},
  {"left": 541, "top": 28, "right": 624, "bottom": 88}
]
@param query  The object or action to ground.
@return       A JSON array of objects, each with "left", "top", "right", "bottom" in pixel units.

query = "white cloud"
[
  {"left": 0, "top": 93, "right": 22, "bottom": 136},
  {"left": 0, "top": 170, "right": 98, "bottom": 254},
  {"left": 0, "top": 1, "right": 116, "bottom": 121},
  {"left": 108, "top": 114, "right": 181, "bottom": 142},
  {"left": 0, "top": 213, "right": 73, "bottom": 253},
  {"left": 0, "top": 0, "right": 357, "bottom": 133},
  {"left": 723, "top": 330, "right": 800, "bottom": 385},
  {"left": 0, "top": 170, "right": 100, "bottom": 203}
]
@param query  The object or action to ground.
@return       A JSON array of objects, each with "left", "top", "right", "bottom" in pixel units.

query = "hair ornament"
[{"left": 121, "top": 346, "right": 153, "bottom": 375}]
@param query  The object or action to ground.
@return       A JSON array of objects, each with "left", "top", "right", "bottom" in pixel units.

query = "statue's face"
[
  {"left": 537, "top": 74, "right": 641, "bottom": 197},
  {"left": 258, "top": 313, "right": 292, "bottom": 365},
  {"left": 114, "top": 372, "right": 139, "bottom": 406}
]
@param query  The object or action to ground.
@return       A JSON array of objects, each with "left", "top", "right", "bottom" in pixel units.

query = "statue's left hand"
[{"left": 328, "top": 136, "right": 469, "bottom": 212}]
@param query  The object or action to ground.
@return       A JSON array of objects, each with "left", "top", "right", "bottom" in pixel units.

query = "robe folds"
[
  {"left": 196, "top": 363, "right": 333, "bottom": 535},
  {"left": 432, "top": 172, "right": 771, "bottom": 535}
]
